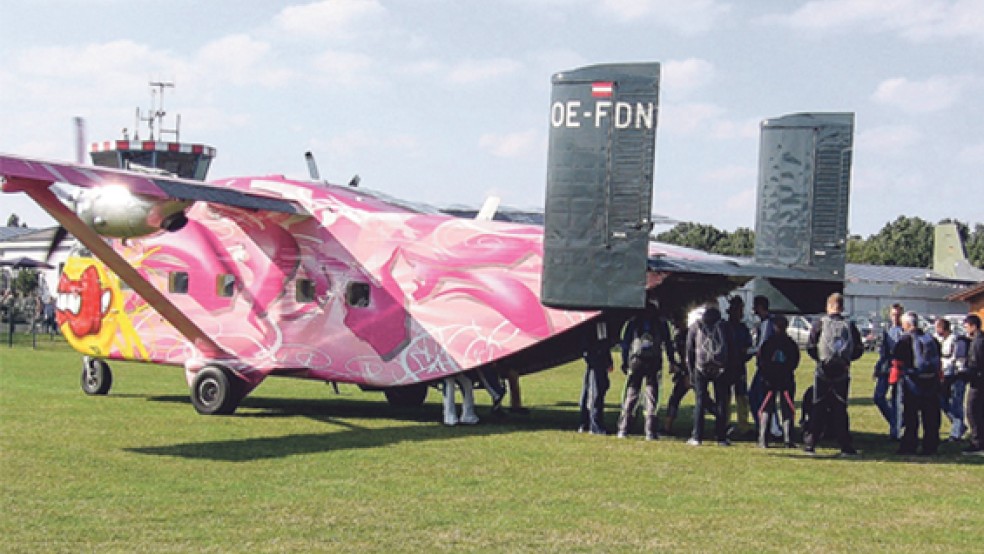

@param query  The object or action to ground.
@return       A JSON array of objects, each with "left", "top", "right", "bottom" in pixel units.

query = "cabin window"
[
  {"left": 296, "top": 279, "right": 316, "bottom": 303},
  {"left": 168, "top": 271, "right": 189, "bottom": 294},
  {"left": 345, "top": 281, "right": 371, "bottom": 307},
  {"left": 216, "top": 274, "right": 236, "bottom": 298}
]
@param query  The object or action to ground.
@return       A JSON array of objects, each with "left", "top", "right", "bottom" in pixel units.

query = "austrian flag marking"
[{"left": 592, "top": 81, "right": 614, "bottom": 98}]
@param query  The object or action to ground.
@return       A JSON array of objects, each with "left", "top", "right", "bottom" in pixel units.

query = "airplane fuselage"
[{"left": 54, "top": 174, "right": 594, "bottom": 392}]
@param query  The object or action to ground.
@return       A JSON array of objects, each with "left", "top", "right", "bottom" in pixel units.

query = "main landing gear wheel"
[
  {"left": 383, "top": 383, "right": 429, "bottom": 407},
  {"left": 190, "top": 365, "right": 243, "bottom": 415},
  {"left": 80, "top": 356, "right": 113, "bottom": 395}
]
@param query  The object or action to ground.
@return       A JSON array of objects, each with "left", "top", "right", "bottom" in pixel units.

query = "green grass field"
[{"left": 1, "top": 337, "right": 981, "bottom": 553}]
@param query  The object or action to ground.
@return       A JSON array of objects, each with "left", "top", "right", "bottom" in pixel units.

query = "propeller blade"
[{"left": 45, "top": 226, "right": 68, "bottom": 262}]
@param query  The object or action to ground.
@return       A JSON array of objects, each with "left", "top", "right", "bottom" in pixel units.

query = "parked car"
[
  {"left": 787, "top": 315, "right": 815, "bottom": 349},
  {"left": 851, "top": 316, "right": 878, "bottom": 351}
]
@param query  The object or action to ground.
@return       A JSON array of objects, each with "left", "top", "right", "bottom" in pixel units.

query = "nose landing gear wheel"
[{"left": 80, "top": 356, "right": 112, "bottom": 395}]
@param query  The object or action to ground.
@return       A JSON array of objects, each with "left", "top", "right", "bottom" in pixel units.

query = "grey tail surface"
[
  {"left": 751, "top": 112, "right": 855, "bottom": 314},
  {"left": 541, "top": 62, "right": 660, "bottom": 310}
]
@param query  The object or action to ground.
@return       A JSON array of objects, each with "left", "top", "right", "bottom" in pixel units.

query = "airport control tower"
[{"left": 88, "top": 81, "right": 215, "bottom": 181}]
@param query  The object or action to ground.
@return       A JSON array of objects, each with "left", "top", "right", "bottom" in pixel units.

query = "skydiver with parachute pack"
[{"left": 803, "top": 293, "right": 863, "bottom": 457}]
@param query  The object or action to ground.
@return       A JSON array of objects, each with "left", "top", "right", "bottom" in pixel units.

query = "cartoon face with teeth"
[{"left": 56, "top": 258, "right": 122, "bottom": 356}]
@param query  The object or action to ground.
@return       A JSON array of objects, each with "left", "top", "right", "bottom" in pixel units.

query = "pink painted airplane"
[{"left": 0, "top": 63, "right": 855, "bottom": 415}]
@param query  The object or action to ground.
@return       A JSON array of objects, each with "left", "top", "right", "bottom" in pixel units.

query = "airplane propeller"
[
  {"left": 43, "top": 117, "right": 87, "bottom": 262},
  {"left": 44, "top": 184, "right": 79, "bottom": 262}
]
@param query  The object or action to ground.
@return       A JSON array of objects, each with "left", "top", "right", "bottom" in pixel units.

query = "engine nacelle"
[{"left": 76, "top": 185, "right": 190, "bottom": 238}]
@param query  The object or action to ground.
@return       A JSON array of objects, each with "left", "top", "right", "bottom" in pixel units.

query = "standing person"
[
  {"left": 442, "top": 373, "right": 479, "bottom": 426},
  {"left": 686, "top": 304, "right": 734, "bottom": 446},
  {"left": 961, "top": 315, "right": 984, "bottom": 456},
  {"left": 503, "top": 369, "right": 529, "bottom": 415},
  {"left": 757, "top": 314, "right": 801, "bottom": 448},
  {"left": 616, "top": 301, "right": 674, "bottom": 440},
  {"left": 938, "top": 318, "right": 969, "bottom": 442},
  {"left": 803, "top": 293, "right": 863, "bottom": 457},
  {"left": 476, "top": 366, "right": 507, "bottom": 418},
  {"left": 873, "top": 304, "right": 905, "bottom": 440},
  {"left": 725, "top": 296, "right": 755, "bottom": 437},
  {"left": 578, "top": 318, "right": 615, "bottom": 435},
  {"left": 749, "top": 295, "right": 777, "bottom": 438},
  {"left": 661, "top": 316, "right": 690, "bottom": 436},
  {"left": 892, "top": 312, "right": 942, "bottom": 456}
]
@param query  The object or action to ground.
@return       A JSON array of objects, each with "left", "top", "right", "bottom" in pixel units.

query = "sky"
[{"left": 1, "top": 0, "right": 982, "bottom": 237}]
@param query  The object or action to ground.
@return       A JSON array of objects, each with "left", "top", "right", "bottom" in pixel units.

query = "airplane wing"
[
  {"left": 0, "top": 153, "right": 305, "bottom": 215},
  {"left": 0, "top": 153, "right": 308, "bottom": 360},
  {"left": 647, "top": 242, "right": 823, "bottom": 280}
]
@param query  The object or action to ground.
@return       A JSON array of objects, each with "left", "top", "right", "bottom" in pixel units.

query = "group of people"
[
  {"left": 575, "top": 291, "right": 984, "bottom": 457},
  {"left": 869, "top": 303, "right": 984, "bottom": 456}
]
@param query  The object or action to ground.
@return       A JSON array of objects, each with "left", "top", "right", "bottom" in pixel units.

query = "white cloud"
[
  {"left": 857, "top": 124, "right": 920, "bottom": 156},
  {"left": 274, "top": 0, "right": 386, "bottom": 39},
  {"left": 958, "top": 142, "right": 984, "bottom": 164},
  {"left": 709, "top": 117, "right": 759, "bottom": 140},
  {"left": 662, "top": 58, "right": 715, "bottom": 97},
  {"left": 762, "top": 0, "right": 984, "bottom": 43},
  {"left": 479, "top": 130, "right": 541, "bottom": 158},
  {"left": 597, "top": 0, "right": 732, "bottom": 34},
  {"left": 312, "top": 50, "right": 377, "bottom": 86},
  {"left": 447, "top": 58, "right": 522, "bottom": 85},
  {"left": 196, "top": 35, "right": 292, "bottom": 87},
  {"left": 871, "top": 75, "right": 968, "bottom": 113},
  {"left": 700, "top": 164, "right": 756, "bottom": 184},
  {"left": 317, "top": 129, "right": 420, "bottom": 159},
  {"left": 725, "top": 185, "right": 756, "bottom": 212},
  {"left": 660, "top": 102, "right": 725, "bottom": 134}
]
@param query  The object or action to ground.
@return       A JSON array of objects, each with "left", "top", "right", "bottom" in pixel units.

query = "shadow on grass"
[
  {"left": 124, "top": 392, "right": 980, "bottom": 466},
  {"left": 125, "top": 394, "right": 578, "bottom": 462}
]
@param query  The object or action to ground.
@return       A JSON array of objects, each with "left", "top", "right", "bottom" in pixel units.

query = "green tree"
[
  {"left": 12, "top": 269, "right": 39, "bottom": 296},
  {"left": 713, "top": 227, "right": 755, "bottom": 257},
  {"left": 654, "top": 222, "right": 724, "bottom": 252},
  {"left": 967, "top": 223, "right": 984, "bottom": 268},
  {"left": 865, "top": 216, "right": 935, "bottom": 267}
]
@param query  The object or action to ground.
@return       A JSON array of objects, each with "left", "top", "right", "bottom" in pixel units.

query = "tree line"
[{"left": 654, "top": 216, "right": 984, "bottom": 269}]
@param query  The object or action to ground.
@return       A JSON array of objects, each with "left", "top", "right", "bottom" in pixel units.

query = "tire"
[
  {"left": 190, "top": 366, "right": 242, "bottom": 415},
  {"left": 383, "top": 383, "right": 428, "bottom": 407},
  {"left": 80, "top": 356, "right": 113, "bottom": 395}
]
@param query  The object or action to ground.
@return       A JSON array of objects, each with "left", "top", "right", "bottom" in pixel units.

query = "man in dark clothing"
[
  {"left": 662, "top": 316, "right": 692, "bottom": 436},
  {"left": 803, "top": 293, "right": 864, "bottom": 457},
  {"left": 749, "top": 296, "right": 776, "bottom": 433},
  {"left": 757, "top": 314, "right": 801, "bottom": 448},
  {"left": 891, "top": 312, "right": 942, "bottom": 455},
  {"left": 686, "top": 304, "right": 735, "bottom": 446},
  {"left": 617, "top": 301, "right": 674, "bottom": 440},
  {"left": 578, "top": 318, "right": 615, "bottom": 435},
  {"left": 725, "top": 296, "right": 755, "bottom": 437},
  {"left": 962, "top": 314, "right": 984, "bottom": 456}
]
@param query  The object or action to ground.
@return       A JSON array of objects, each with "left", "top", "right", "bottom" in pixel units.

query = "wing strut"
[{"left": 21, "top": 183, "right": 230, "bottom": 359}]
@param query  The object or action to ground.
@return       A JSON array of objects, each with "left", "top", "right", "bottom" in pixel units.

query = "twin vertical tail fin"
[
  {"left": 541, "top": 63, "right": 660, "bottom": 310},
  {"left": 932, "top": 223, "right": 984, "bottom": 283},
  {"left": 751, "top": 112, "right": 855, "bottom": 313}
]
